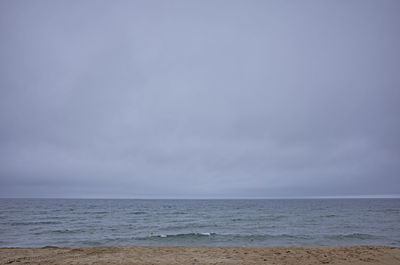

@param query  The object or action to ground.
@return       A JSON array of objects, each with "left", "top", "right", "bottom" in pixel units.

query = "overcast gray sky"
[{"left": 0, "top": 0, "right": 399, "bottom": 198}]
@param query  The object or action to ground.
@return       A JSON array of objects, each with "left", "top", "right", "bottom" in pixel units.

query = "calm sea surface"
[{"left": 0, "top": 199, "right": 399, "bottom": 247}]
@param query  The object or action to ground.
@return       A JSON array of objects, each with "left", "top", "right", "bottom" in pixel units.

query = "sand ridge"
[{"left": 1, "top": 245, "right": 399, "bottom": 265}]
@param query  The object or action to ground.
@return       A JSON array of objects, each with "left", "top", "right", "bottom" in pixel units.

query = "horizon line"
[{"left": 1, "top": 194, "right": 400, "bottom": 200}]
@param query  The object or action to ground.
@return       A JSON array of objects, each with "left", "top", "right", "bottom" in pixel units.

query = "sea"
[{"left": 0, "top": 198, "right": 399, "bottom": 248}]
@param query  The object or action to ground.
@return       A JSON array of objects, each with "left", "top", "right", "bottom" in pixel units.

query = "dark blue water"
[{"left": 0, "top": 199, "right": 399, "bottom": 247}]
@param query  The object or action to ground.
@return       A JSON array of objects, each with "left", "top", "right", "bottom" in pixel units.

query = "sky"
[{"left": 0, "top": 0, "right": 399, "bottom": 198}]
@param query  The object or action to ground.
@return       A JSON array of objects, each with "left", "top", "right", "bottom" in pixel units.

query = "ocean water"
[{"left": 0, "top": 198, "right": 399, "bottom": 248}]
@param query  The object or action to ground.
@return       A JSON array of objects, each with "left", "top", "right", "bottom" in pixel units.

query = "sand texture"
[{"left": 0, "top": 245, "right": 399, "bottom": 265}]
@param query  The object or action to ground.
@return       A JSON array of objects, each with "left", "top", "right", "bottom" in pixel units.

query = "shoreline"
[{"left": 1, "top": 245, "right": 399, "bottom": 265}]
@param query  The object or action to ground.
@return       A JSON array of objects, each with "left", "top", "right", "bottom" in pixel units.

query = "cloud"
[{"left": 0, "top": 0, "right": 399, "bottom": 198}]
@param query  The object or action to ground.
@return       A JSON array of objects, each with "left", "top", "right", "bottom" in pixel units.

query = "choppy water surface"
[{"left": 0, "top": 199, "right": 399, "bottom": 247}]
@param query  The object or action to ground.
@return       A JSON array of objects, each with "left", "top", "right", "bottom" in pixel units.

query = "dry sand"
[{"left": 1, "top": 245, "right": 399, "bottom": 265}]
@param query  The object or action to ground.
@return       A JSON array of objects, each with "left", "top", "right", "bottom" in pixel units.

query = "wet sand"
[{"left": 1, "top": 245, "right": 399, "bottom": 265}]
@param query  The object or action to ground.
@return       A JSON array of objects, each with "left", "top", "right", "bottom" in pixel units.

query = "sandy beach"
[{"left": 1, "top": 245, "right": 399, "bottom": 265}]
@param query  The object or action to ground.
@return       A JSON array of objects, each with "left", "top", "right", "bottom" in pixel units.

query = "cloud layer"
[{"left": 1, "top": 1, "right": 399, "bottom": 198}]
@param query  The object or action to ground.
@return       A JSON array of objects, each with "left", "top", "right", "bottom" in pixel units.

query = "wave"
[
  {"left": 325, "top": 233, "right": 381, "bottom": 240},
  {"left": 33, "top": 229, "right": 83, "bottom": 235},
  {"left": 135, "top": 232, "right": 216, "bottom": 240},
  {"left": 172, "top": 211, "right": 187, "bottom": 215},
  {"left": 92, "top": 211, "right": 109, "bottom": 214},
  {"left": 51, "top": 229, "right": 83, "bottom": 234},
  {"left": 133, "top": 232, "right": 384, "bottom": 245},
  {"left": 129, "top": 211, "right": 147, "bottom": 215},
  {"left": 11, "top": 221, "right": 62, "bottom": 226},
  {"left": 243, "top": 234, "right": 312, "bottom": 240},
  {"left": 135, "top": 232, "right": 312, "bottom": 241},
  {"left": 321, "top": 214, "right": 337, "bottom": 218},
  {"left": 232, "top": 215, "right": 287, "bottom": 222},
  {"left": 162, "top": 223, "right": 212, "bottom": 230},
  {"left": 154, "top": 232, "right": 216, "bottom": 238}
]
